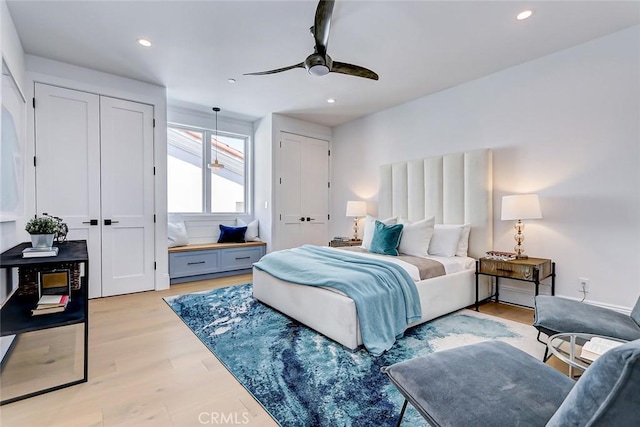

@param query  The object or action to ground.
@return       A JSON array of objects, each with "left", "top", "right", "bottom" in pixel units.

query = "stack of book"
[
  {"left": 22, "top": 246, "right": 59, "bottom": 258},
  {"left": 31, "top": 294, "right": 69, "bottom": 316},
  {"left": 579, "top": 337, "right": 624, "bottom": 362},
  {"left": 485, "top": 250, "right": 517, "bottom": 261}
]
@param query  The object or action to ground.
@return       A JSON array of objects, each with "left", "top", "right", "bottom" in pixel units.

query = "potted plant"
[{"left": 25, "top": 216, "right": 59, "bottom": 248}]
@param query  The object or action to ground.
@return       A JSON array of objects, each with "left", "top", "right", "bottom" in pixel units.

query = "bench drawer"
[
  {"left": 170, "top": 250, "right": 221, "bottom": 278},
  {"left": 221, "top": 247, "right": 264, "bottom": 271}
]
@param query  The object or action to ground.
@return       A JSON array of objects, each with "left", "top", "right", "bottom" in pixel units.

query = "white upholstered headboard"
[{"left": 379, "top": 149, "right": 493, "bottom": 259}]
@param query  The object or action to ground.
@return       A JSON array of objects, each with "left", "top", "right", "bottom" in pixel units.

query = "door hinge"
[
  {"left": 328, "top": 149, "right": 330, "bottom": 156},
  {"left": 279, "top": 177, "right": 282, "bottom": 184},
  {"left": 153, "top": 214, "right": 156, "bottom": 223},
  {"left": 33, "top": 156, "right": 37, "bottom": 167},
  {"left": 328, "top": 214, "right": 330, "bottom": 220},
  {"left": 154, "top": 262, "right": 157, "bottom": 270},
  {"left": 153, "top": 119, "right": 156, "bottom": 128},
  {"left": 279, "top": 214, "right": 282, "bottom": 221},
  {"left": 153, "top": 167, "right": 156, "bottom": 175},
  {"left": 279, "top": 141, "right": 282, "bottom": 148},
  {"left": 328, "top": 182, "right": 330, "bottom": 188},
  {"left": 32, "top": 98, "right": 36, "bottom": 109}
]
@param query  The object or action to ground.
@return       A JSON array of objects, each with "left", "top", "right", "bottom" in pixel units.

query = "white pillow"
[
  {"left": 428, "top": 224, "right": 464, "bottom": 257},
  {"left": 361, "top": 215, "right": 397, "bottom": 249},
  {"left": 434, "top": 224, "right": 471, "bottom": 257},
  {"left": 237, "top": 218, "right": 260, "bottom": 241},
  {"left": 398, "top": 217, "right": 435, "bottom": 258},
  {"left": 456, "top": 224, "right": 471, "bottom": 257},
  {"left": 167, "top": 222, "right": 189, "bottom": 248}
]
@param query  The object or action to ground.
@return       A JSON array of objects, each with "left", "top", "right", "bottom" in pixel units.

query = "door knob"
[
  {"left": 104, "top": 219, "right": 120, "bottom": 225},
  {"left": 307, "top": 217, "right": 315, "bottom": 221},
  {"left": 82, "top": 219, "right": 98, "bottom": 225},
  {"left": 299, "top": 217, "right": 306, "bottom": 221}
]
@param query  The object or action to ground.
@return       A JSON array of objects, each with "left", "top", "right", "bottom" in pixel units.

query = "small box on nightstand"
[{"left": 329, "top": 239, "right": 362, "bottom": 248}]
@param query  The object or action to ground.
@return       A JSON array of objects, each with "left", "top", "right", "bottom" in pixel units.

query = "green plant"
[{"left": 25, "top": 216, "right": 59, "bottom": 235}]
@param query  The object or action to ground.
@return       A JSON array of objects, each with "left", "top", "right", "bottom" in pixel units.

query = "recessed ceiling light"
[
  {"left": 516, "top": 10, "right": 534, "bottom": 20},
  {"left": 228, "top": 78, "right": 237, "bottom": 83},
  {"left": 137, "top": 38, "right": 152, "bottom": 47},
  {"left": 327, "top": 98, "right": 336, "bottom": 104}
]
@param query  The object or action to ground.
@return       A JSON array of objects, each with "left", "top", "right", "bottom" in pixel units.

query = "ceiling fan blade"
[
  {"left": 331, "top": 62, "right": 379, "bottom": 80},
  {"left": 313, "top": 0, "right": 335, "bottom": 55},
  {"left": 244, "top": 63, "right": 305, "bottom": 76}
]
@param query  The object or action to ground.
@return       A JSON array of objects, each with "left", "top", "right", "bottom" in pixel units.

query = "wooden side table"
[
  {"left": 329, "top": 239, "right": 362, "bottom": 247},
  {"left": 475, "top": 257, "right": 555, "bottom": 311}
]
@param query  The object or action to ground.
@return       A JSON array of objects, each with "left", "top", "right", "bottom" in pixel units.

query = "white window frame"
[{"left": 167, "top": 123, "right": 251, "bottom": 217}]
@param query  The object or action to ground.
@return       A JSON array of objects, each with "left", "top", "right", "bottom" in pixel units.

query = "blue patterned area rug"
[{"left": 164, "top": 284, "right": 542, "bottom": 427}]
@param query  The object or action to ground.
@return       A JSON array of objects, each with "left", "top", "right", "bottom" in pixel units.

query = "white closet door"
[
  {"left": 34, "top": 84, "right": 102, "bottom": 298},
  {"left": 278, "top": 132, "right": 305, "bottom": 249},
  {"left": 301, "top": 137, "right": 329, "bottom": 246},
  {"left": 276, "top": 132, "right": 329, "bottom": 250},
  {"left": 99, "top": 97, "right": 155, "bottom": 296}
]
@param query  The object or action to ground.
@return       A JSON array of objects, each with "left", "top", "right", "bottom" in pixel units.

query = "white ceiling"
[{"left": 7, "top": 1, "right": 640, "bottom": 127}]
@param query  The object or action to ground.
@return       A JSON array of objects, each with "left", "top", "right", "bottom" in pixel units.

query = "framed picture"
[
  {"left": 0, "top": 58, "right": 26, "bottom": 222},
  {"left": 38, "top": 269, "right": 71, "bottom": 297}
]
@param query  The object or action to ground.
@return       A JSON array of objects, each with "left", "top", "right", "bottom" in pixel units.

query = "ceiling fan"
[{"left": 245, "top": 0, "right": 379, "bottom": 81}]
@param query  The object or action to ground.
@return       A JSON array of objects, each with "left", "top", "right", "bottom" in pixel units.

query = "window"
[{"left": 168, "top": 125, "right": 249, "bottom": 214}]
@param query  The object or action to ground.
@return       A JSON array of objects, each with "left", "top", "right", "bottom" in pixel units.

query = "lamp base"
[{"left": 515, "top": 254, "right": 529, "bottom": 260}]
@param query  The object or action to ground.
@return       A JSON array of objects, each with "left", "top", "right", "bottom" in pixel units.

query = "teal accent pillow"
[{"left": 369, "top": 220, "right": 404, "bottom": 256}]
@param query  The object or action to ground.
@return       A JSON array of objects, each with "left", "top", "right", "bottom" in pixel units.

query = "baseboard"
[
  {"left": 496, "top": 283, "right": 632, "bottom": 315},
  {"left": 493, "top": 283, "right": 552, "bottom": 308}
]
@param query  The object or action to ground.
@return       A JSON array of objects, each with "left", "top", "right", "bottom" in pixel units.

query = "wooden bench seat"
[{"left": 168, "top": 241, "right": 266, "bottom": 284}]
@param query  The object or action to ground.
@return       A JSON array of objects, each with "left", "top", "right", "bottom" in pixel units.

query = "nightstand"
[
  {"left": 329, "top": 239, "right": 362, "bottom": 248},
  {"left": 475, "top": 257, "right": 555, "bottom": 311}
]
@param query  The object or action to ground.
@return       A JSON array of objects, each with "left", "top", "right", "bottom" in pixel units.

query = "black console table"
[{"left": 0, "top": 240, "right": 89, "bottom": 405}]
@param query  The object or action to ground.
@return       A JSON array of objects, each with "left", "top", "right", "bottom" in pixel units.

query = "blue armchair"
[
  {"left": 383, "top": 339, "right": 640, "bottom": 426},
  {"left": 533, "top": 295, "right": 640, "bottom": 360}
]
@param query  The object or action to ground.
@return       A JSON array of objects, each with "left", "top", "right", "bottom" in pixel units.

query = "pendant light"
[{"left": 208, "top": 107, "right": 224, "bottom": 171}]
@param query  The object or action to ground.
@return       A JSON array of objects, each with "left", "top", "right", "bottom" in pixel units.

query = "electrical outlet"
[{"left": 578, "top": 277, "right": 589, "bottom": 290}]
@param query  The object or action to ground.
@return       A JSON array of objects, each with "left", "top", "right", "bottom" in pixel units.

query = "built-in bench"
[{"left": 168, "top": 241, "right": 267, "bottom": 284}]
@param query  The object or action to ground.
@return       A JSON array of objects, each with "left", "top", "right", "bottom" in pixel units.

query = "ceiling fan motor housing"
[{"left": 305, "top": 53, "right": 332, "bottom": 76}]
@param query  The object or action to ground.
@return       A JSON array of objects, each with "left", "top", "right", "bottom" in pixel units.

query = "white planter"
[{"left": 30, "top": 233, "right": 55, "bottom": 248}]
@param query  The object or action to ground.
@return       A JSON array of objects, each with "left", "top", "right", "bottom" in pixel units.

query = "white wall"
[
  {"left": 331, "top": 26, "right": 640, "bottom": 311},
  {"left": 24, "top": 55, "right": 170, "bottom": 291},
  {"left": 0, "top": 1, "right": 26, "bottom": 303},
  {"left": 253, "top": 114, "right": 273, "bottom": 250}
]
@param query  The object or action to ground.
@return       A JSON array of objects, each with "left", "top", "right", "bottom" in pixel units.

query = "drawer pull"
[
  {"left": 187, "top": 261, "right": 206, "bottom": 265},
  {"left": 235, "top": 256, "right": 251, "bottom": 260}
]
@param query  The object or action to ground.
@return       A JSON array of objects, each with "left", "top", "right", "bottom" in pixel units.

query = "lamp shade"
[
  {"left": 501, "top": 194, "right": 542, "bottom": 220},
  {"left": 346, "top": 201, "right": 367, "bottom": 217}
]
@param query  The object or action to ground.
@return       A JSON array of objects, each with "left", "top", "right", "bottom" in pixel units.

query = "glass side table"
[{"left": 547, "top": 333, "right": 627, "bottom": 378}]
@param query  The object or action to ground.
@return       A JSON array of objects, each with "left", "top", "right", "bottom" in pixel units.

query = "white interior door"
[
  {"left": 301, "top": 137, "right": 329, "bottom": 246},
  {"left": 276, "top": 132, "right": 329, "bottom": 250},
  {"left": 34, "top": 84, "right": 102, "bottom": 298},
  {"left": 100, "top": 97, "right": 155, "bottom": 296}
]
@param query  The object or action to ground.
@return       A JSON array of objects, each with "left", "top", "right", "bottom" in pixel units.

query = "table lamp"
[
  {"left": 501, "top": 194, "right": 542, "bottom": 259},
  {"left": 345, "top": 201, "right": 367, "bottom": 240}
]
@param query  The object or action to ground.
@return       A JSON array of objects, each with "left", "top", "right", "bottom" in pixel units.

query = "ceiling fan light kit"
[{"left": 245, "top": 0, "right": 378, "bottom": 81}]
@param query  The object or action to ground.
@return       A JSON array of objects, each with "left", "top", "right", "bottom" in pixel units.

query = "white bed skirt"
[{"left": 252, "top": 267, "right": 491, "bottom": 351}]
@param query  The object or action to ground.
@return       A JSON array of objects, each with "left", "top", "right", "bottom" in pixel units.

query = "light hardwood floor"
[{"left": 0, "top": 276, "right": 558, "bottom": 426}]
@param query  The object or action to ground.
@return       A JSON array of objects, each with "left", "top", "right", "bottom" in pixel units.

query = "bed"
[{"left": 253, "top": 149, "right": 493, "bottom": 352}]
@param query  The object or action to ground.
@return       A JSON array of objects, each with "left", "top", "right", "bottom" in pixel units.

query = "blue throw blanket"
[{"left": 253, "top": 245, "right": 422, "bottom": 355}]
